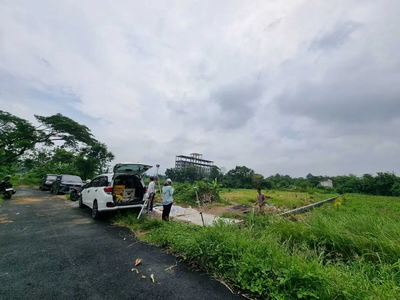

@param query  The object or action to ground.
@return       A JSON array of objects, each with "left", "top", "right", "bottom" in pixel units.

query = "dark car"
[
  {"left": 39, "top": 174, "right": 58, "bottom": 191},
  {"left": 50, "top": 175, "right": 84, "bottom": 195}
]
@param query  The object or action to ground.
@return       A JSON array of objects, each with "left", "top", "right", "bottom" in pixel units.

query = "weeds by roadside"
[
  {"left": 219, "top": 211, "right": 244, "bottom": 220},
  {"left": 220, "top": 189, "right": 337, "bottom": 209},
  {"left": 112, "top": 193, "right": 400, "bottom": 299}
]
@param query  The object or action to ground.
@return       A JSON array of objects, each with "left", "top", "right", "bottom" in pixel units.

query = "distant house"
[{"left": 320, "top": 179, "right": 333, "bottom": 188}]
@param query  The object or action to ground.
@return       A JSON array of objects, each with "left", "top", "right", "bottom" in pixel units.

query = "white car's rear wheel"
[{"left": 92, "top": 201, "right": 100, "bottom": 219}]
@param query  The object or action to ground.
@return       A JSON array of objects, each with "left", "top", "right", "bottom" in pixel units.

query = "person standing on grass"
[
  {"left": 162, "top": 178, "right": 174, "bottom": 221},
  {"left": 255, "top": 188, "right": 266, "bottom": 214},
  {"left": 147, "top": 177, "right": 156, "bottom": 211}
]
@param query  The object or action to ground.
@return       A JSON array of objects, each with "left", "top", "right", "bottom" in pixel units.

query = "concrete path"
[{"left": 152, "top": 205, "right": 240, "bottom": 226}]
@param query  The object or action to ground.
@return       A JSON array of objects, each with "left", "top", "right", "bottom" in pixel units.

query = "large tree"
[
  {"left": 0, "top": 111, "right": 97, "bottom": 165},
  {"left": 224, "top": 166, "right": 255, "bottom": 189},
  {"left": 165, "top": 166, "right": 208, "bottom": 183},
  {"left": 20, "top": 143, "right": 114, "bottom": 181},
  {"left": 75, "top": 143, "right": 115, "bottom": 179}
]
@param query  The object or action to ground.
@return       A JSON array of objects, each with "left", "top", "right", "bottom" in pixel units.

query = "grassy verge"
[
  {"left": 18, "top": 177, "right": 41, "bottom": 188},
  {"left": 268, "top": 195, "right": 400, "bottom": 264},
  {"left": 112, "top": 193, "right": 400, "bottom": 299},
  {"left": 220, "top": 189, "right": 337, "bottom": 209}
]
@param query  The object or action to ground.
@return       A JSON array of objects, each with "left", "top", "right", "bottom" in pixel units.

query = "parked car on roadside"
[
  {"left": 69, "top": 179, "right": 91, "bottom": 201},
  {"left": 39, "top": 174, "right": 58, "bottom": 191},
  {"left": 50, "top": 175, "right": 84, "bottom": 195},
  {"left": 79, "top": 163, "right": 152, "bottom": 219}
]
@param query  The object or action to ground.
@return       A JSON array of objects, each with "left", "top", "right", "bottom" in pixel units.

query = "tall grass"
[
  {"left": 113, "top": 193, "right": 400, "bottom": 299},
  {"left": 220, "top": 189, "right": 337, "bottom": 209},
  {"left": 142, "top": 220, "right": 399, "bottom": 299},
  {"left": 266, "top": 194, "right": 400, "bottom": 264}
]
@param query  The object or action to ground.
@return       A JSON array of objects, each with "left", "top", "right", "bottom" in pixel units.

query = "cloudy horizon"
[{"left": 1, "top": 0, "right": 399, "bottom": 178}]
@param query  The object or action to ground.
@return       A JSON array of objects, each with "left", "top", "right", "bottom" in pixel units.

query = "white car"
[{"left": 79, "top": 163, "right": 152, "bottom": 219}]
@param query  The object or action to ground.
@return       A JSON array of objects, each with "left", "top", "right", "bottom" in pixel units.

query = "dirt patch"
[
  {"left": 201, "top": 205, "right": 232, "bottom": 216},
  {"left": 0, "top": 214, "right": 13, "bottom": 223},
  {"left": 265, "top": 206, "right": 282, "bottom": 214},
  {"left": 71, "top": 218, "right": 93, "bottom": 225},
  {"left": 12, "top": 196, "right": 55, "bottom": 205},
  {"left": 18, "top": 184, "right": 40, "bottom": 189},
  {"left": 229, "top": 204, "right": 252, "bottom": 212}
]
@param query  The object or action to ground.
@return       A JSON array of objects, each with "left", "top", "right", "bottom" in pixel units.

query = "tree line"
[
  {"left": 0, "top": 110, "right": 114, "bottom": 183},
  {"left": 165, "top": 165, "right": 400, "bottom": 197},
  {"left": 3, "top": 109, "right": 399, "bottom": 197}
]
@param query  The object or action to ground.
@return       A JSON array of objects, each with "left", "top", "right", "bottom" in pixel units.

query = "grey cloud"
[
  {"left": 309, "top": 21, "right": 361, "bottom": 51},
  {"left": 2, "top": 0, "right": 400, "bottom": 178},
  {"left": 166, "top": 75, "right": 265, "bottom": 132},
  {"left": 276, "top": 63, "right": 400, "bottom": 129},
  {"left": 264, "top": 18, "right": 282, "bottom": 32},
  {"left": 210, "top": 77, "right": 264, "bottom": 130}
]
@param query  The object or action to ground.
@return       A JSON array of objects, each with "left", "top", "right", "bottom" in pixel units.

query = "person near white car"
[
  {"left": 162, "top": 178, "right": 174, "bottom": 221},
  {"left": 147, "top": 176, "right": 156, "bottom": 211}
]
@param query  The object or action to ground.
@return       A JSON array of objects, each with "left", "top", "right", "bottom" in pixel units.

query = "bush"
[
  {"left": 173, "top": 179, "right": 220, "bottom": 205},
  {"left": 20, "top": 172, "right": 42, "bottom": 186}
]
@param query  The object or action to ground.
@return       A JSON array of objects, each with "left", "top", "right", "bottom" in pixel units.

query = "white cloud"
[{"left": 1, "top": 0, "right": 399, "bottom": 177}]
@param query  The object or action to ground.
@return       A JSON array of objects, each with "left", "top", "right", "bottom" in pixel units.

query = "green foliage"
[
  {"left": 0, "top": 110, "right": 114, "bottom": 183},
  {"left": 220, "top": 188, "right": 337, "bottom": 208},
  {"left": 219, "top": 211, "right": 243, "bottom": 219},
  {"left": 209, "top": 165, "right": 224, "bottom": 182},
  {"left": 78, "top": 142, "right": 115, "bottom": 174},
  {"left": 19, "top": 141, "right": 113, "bottom": 182},
  {"left": 165, "top": 165, "right": 224, "bottom": 184},
  {"left": 165, "top": 166, "right": 208, "bottom": 183},
  {"left": 223, "top": 166, "right": 255, "bottom": 189},
  {"left": 165, "top": 166, "right": 400, "bottom": 198},
  {"left": 0, "top": 110, "right": 40, "bottom": 164},
  {"left": 173, "top": 179, "right": 220, "bottom": 205},
  {"left": 0, "top": 110, "right": 97, "bottom": 164},
  {"left": 334, "top": 172, "right": 400, "bottom": 196},
  {"left": 268, "top": 196, "right": 400, "bottom": 265},
  {"left": 114, "top": 194, "right": 400, "bottom": 299},
  {"left": 391, "top": 182, "right": 400, "bottom": 197},
  {"left": 35, "top": 113, "right": 96, "bottom": 147}
]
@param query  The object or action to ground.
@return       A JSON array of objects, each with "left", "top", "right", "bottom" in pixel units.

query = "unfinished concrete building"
[{"left": 175, "top": 153, "right": 214, "bottom": 174}]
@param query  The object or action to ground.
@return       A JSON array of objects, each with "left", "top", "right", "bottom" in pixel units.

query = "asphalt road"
[{"left": 0, "top": 188, "right": 242, "bottom": 300}]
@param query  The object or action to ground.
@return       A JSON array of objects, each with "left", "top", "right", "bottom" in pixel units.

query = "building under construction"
[{"left": 175, "top": 153, "right": 214, "bottom": 174}]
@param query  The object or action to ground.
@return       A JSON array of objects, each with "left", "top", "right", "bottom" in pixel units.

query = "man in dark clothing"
[{"left": 255, "top": 188, "right": 266, "bottom": 214}]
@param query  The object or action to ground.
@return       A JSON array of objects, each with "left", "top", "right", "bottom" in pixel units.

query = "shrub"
[{"left": 173, "top": 179, "right": 220, "bottom": 205}]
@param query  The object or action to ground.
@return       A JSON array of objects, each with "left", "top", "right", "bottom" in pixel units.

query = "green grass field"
[
  {"left": 220, "top": 188, "right": 337, "bottom": 209},
  {"left": 113, "top": 192, "right": 400, "bottom": 299}
]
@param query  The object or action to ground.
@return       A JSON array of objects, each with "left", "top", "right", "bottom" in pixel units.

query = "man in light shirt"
[{"left": 147, "top": 177, "right": 156, "bottom": 211}]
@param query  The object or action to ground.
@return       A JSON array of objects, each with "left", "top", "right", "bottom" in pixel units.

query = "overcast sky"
[{"left": 1, "top": 0, "right": 399, "bottom": 177}]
